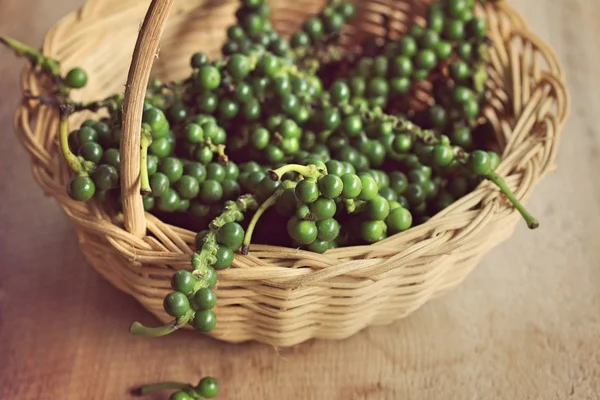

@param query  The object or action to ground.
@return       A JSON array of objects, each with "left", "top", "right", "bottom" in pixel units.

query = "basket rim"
[{"left": 14, "top": 0, "right": 571, "bottom": 265}]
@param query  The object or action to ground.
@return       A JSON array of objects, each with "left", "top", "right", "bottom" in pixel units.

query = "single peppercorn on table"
[{"left": 2, "top": 0, "right": 599, "bottom": 399}]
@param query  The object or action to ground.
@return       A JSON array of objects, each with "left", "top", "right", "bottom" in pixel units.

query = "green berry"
[
  {"left": 419, "top": 30, "right": 440, "bottom": 49},
  {"left": 92, "top": 164, "right": 119, "bottom": 190},
  {"left": 378, "top": 187, "right": 397, "bottom": 203},
  {"left": 358, "top": 173, "right": 378, "bottom": 201},
  {"left": 214, "top": 245, "right": 234, "bottom": 270},
  {"left": 199, "top": 180, "right": 223, "bottom": 204},
  {"left": 185, "top": 163, "right": 207, "bottom": 183},
  {"left": 296, "top": 204, "right": 311, "bottom": 220},
  {"left": 462, "top": 99, "right": 480, "bottom": 119},
  {"left": 409, "top": 24, "right": 425, "bottom": 38},
  {"left": 159, "top": 157, "right": 184, "bottom": 183},
  {"left": 234, "top": 81, "right": 253, "bottom": 103},
  {"left": 451, "top": 125, "right": 473, "bottom": 148},
  {"left": 163, "top": 291, "right": 190, "bottom": 318},
  {"left": 488, "top": 151, "right": 501, "bottom": 170},
  {"left": 391, "top": 56, "right": 413, "bottom": 77},
  {"left": 217, "top": 222, "right": 245, "bottom": 250},
  {"left": 77, "top": 126, "right": 98, "bottom": 144},
  {"left": 78, "top": 142, "right": 103, "bottom": 164},
  {"left": 404, "top": 183, "right": 425, "bottom": 206},
  {"left": 170, "top": 391, "right": 192, "bottom": 400},
  {"left": 309, "top": 197, "right": 337, "bottom": 221},
  {"left": 453, "top": 86, "right": 472, "bottom": 104},
  {"left": 295, "top": 180, "right": 319, "bottom": 203},
  {"left": 203, "top": 267, "right": 218, "bottom": 288},
  {"left": 291, "top": 31, "right": 310, "bottom": 47},
  {"left": 468, "top": 150, "right": 492, "bottom": 175},
  {"left": 389, "top": 171, "right": 408, "bottom": 194},
  {"left": 243, "top": 13, "right": 267, "bottom": 37},
  {"left": 415, "top": 49, "right": 437, "bottom": 70},
  {"left": 443, "top": 19, "right": 465, "bottom": 41},
  {"left": 218, "top": 98, "right": 239, "bottom": 120},
  {"left": 157, "top": 189, "right": 181, "bottom": 212},
  {"left": 150, "top": 172, "right": 170, "bottom": 196},
  {"left": 398, "top": 36, "right": 418, "bottom": 57},
  {"left": 428, "top": 8, "right": 445, "bottom": 32},
  {"left": 176, "top": 175, "right": 200, "bottom": 199},
  {"left": 257, "top": 54, "right": 279, "bottom": 77},
  {"left": 340, "top": 173, "right": 362, "bottom": 199},
  {"left": 318, "top": 174, "right": 344, "bottom": 199},
  {"left": 185, "top": 123, "right": 203, "bottom": 143},
  {"left": 227, "top": 53, "right": 251, "bottom": 80},
  {"left": 221, "top": 179, "right": 241, "bottom": 200},
  {"left": 447, "top": 0, "right": 468, "bottom": 19},
  {"left": 330, "top": 81, "right": 351, "bottom": 105},
  {"left": 197, "top": 377, "right": 219, "bottom": 398},
  {"left": 428, "top": 105, "right": 447, "bottom": 128},
  {"left": 190, "top": 52, "right": 209, "bottom": 68},
  {"left": 337, "top": 2, "right": 355, "bottom": 19},
  {"left": 365, "top": 196, "right": 390, "bottom": 220},
  {"left": 457, "top": 42, "right": 473, "bottom": 60},
  {"left": 194, "top": 288, "right": 217, "bottom": 310},
  {"left": 367, "top": 77, "right": 389, "bottom": 97},
  {"left": 303, "top": 17, "right": 324, "bottom": 41},
  {"left": 68, "top": 176, "right": 95, "bottom": 201},
  {"left": 321, "top": 108, "right": 341, "bottom": 130},
  {"left": 193, "top": 310, "right": 216, "bottom": 332},
  {"left": 360, "top": 220, "right": 385, "bottom": 243},
  {"left": 324, "top": 12, "right": 345, "bottom": 33},
  {"left": 64, "top": 67, "right": 88, "bottom": 88},
  {"left": 206, "top": 163, "right": 227, "bottom": 182},
  {"left": 171, "top": 270, "right": 198, "bottom": 296},
  {"left": 287, "top": 217, "right": 318, "bottom": 245},
  {"left": 143, "top": 108, "right": 169, "bottom": 139},
  {"left": 435, "top": 41, "right": 453, "bottom": 60},
  {"left": 196, "top": 65, "right": 221, "bottom": 90},
  {"left": 265, "top": 145, "right": 285, "bottom": 163},
  {"left": 243, "top": 98, "right": 261, "bottom": 120},
  {"left": 450, "top": 60, "right": 471, "bottom": 82},
  {"left": 316, "top": 218, "right": 340, "bottom": 241},
  {"left": 386, "top": 207, "right": 413, "bottom": 233},
  {"left": 198, "top": 92, "right": 219, "bottom": 113},
  {"left": 342, "top": 114, "right": 363, "bottom": 136},
  {"left": 432, "top": 145, "right": 454, "bottom": 167},
  {"left": 390, "top": 77, "right": 411, "bottom": 95},
  {"left": 307, "top": 239, "right": 330, "bottom": 254}
]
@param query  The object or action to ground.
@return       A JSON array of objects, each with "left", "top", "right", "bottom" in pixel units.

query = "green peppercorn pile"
[
  {"left": 2, "top": 0, "right": 537, "bottom": 397},
  {"left": 63, "top": 0, "right": 509, "bottom": 249}
]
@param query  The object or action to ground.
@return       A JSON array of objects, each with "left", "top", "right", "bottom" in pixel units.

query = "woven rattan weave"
[{"left": 13, "top": 0, "right": 569, "bottom": 347}]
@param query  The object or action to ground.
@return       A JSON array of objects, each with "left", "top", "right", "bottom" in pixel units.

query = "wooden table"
[{"left": 1, "top": 0, "right": 598, "bottom": 399}]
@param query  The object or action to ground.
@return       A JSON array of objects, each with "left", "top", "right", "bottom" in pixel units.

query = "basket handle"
[{"left": 120, "top": 0, "right": 175, "bottom": 237}]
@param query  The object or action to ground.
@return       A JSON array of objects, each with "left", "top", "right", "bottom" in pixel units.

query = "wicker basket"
[{"left": 14, "top": 0, "right": 569, "bottom": 347}]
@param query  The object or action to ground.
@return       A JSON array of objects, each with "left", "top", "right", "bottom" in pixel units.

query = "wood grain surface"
[{"left": 1, "top": 0, "right": 599, "bottom": 399}]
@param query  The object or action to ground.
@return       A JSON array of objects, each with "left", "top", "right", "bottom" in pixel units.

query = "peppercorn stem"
[
  {"left": 0, "top": 35, "right": 61, "bottom": 77},
  {"left": 130, "top": 310, "right": 194, "bottom": 337},
  {"left": 71, "top": 93, "right": 124, "bottom": 114},
  {"left": 135, "top": 381, "right": 193, "bottom": 395},
  {"left": 140, "top": 129, "right": 152, "bottom": 196},
  {"left": 129, "top": 321, "right": 179, "bottom": 337},
  {"left": 193, "top": 194, "right": 258, "bottom": 269},
  {"left": 192, "top": 232, "right": 219, "bottom": 276},
  {"left": 268, "top": 164, "right": 325, "bottom": 181},
  {"left": 484, "top": 170, "right": 539, "bottom": 229},
  {"left": 58, "top": 105, "right": 88, "bottom": 176},
  {"left": 241, "top": 189, "right": 284, "bottom": 255}
]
